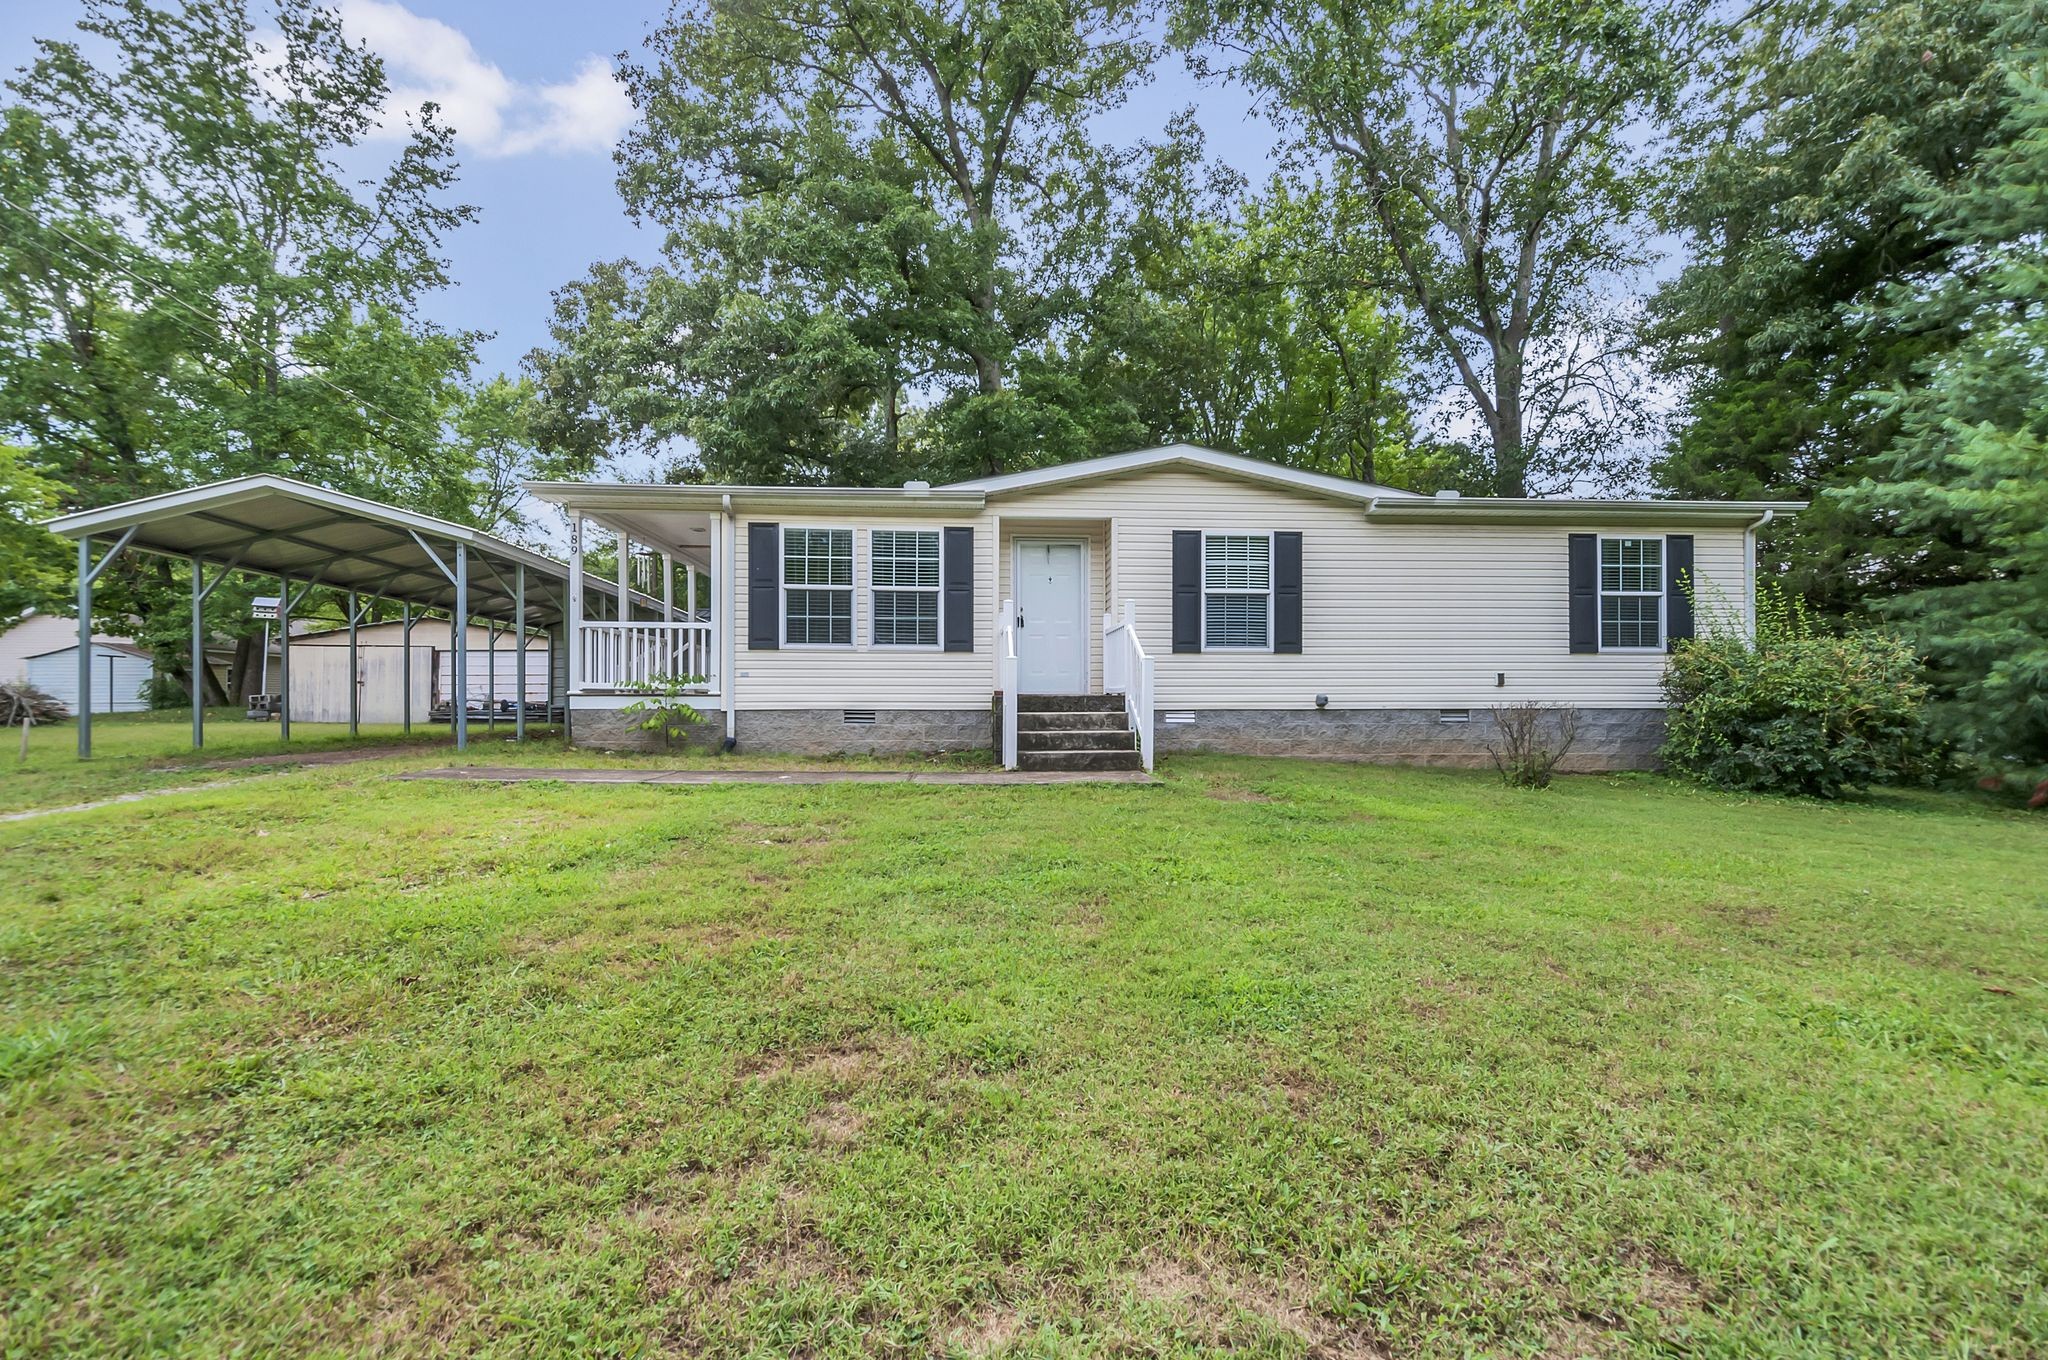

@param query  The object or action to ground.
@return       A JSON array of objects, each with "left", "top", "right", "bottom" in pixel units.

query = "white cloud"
[{"left": 336, "top": 0, "right": 634, "bottom": 158}]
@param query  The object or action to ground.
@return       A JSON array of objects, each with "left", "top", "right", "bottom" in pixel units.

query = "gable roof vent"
[
  {"left": 1434, "top": 489, "right": 1461, "bottom": 499},
  {"left": 903, "top": 479, "right": 931, "bottom": 491}
]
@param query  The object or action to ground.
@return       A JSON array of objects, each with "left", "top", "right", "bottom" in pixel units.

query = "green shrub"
[
  {"left": 1661, "top": 586, "right": 1933, "bottom": 798},
  {"left": 618, "top": 674, "right": 706, "bottom": 749}
]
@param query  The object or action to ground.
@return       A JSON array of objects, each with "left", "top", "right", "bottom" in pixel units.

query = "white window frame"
[
  {"left": 780, "top": 526, "right": 855, "bottom": 649},
  {"left": 1597, "top": 534, "right": 1665, "bottom": 653},
  {"left": 867, "top": 527, "right": 942, "bottom": 650},
  {"left": 1200, "top": 530, "right": 1275, "bottom": 653}
]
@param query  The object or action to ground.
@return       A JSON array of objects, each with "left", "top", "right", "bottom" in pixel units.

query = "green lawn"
[
  {"left": 1, "top": 740, "right": 2043, "bottom": 1357},
  {"left": 0, "top": 708, "right": 482, "bottom": 813},
  {"left": 2, "top": 710, "right": 988, "bottom": 815}
]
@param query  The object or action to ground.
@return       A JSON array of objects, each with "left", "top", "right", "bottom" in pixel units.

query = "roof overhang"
[
  {"left": 1361, "top": 497, "right": 1806, "bottom": 527},
  {"left": 42, "top": 474, "right": 646, "bottom": 625},
  {"left": 942, "top": 443, "right": 1423, "bottom": 506},
  {"left": 523, "top": 481, "right": 988, "bottom": 517}
]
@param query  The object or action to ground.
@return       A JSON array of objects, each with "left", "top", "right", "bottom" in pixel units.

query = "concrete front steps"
[{"left": 1016, "top": 694, "right": 1143, "bottom": 772}]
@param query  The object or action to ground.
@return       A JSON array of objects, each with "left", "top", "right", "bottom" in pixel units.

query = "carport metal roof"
[
  {"left": 43, "top": 475, "right": 652, "bottom": 758},
  {"left": 40, "top": 474, "right": 625, "bottom": 626}
]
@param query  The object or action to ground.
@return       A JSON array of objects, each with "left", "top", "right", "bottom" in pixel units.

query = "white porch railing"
[
  {"left": 577, "top": 620, "right": 715, "bottom": 691},
  {"left": 1103, "top": 601, "right": 1155, "bottom": 771},
  {"left": 996, "top": 596, "right": 1019, "bottom": 769}
]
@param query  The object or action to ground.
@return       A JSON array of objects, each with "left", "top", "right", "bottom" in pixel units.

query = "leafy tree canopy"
[
  {"left": 531, "top": 0, "right": 1162, "bottom": 485},
  {"left": 1175, "top": 0, "right": 1694, "bottom": 495},
  {"left": 1646, "top": 0, "right": 2015, "bottom": 613},
  {"left": 1, "top": 0, "right": 483, "bottom": 697}
]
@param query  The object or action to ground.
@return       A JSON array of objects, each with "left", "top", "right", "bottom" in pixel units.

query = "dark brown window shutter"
[
  {"left": 942, "top": 526, "right": 974, "bottom": 652},
  {"left": 747, "top": 522, "right": 780, "bottom": 650},
  {"left": 1172, "top": 530, "right": 1201, "bottom": 653},
  {"left": 1273, "top": 531, "right": 1302, "bottom": 653},
  {"left": 1665, "top": 534, "right": 1695, "bottom": 649},
  {"left": 1568, "top": 533, "right": 1598, "bottom": 654}
]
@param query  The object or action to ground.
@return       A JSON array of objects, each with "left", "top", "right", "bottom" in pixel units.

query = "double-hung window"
[
  {"left": 1203, "top": 532, "right": 1273, "bottom": 650},
  {"left": 782, "top": 527, "right": 853, "bottom": 645},
  {"left": 1599, "top": 536, "right": 1663, "bottom": 650},
  {"left": 870, "top": 529, "right": 940, "bottom": 647}
]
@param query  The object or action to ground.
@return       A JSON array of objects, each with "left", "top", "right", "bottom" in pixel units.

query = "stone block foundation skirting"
[
  {"left": 1152, "top": 707, "right": 1666, "bottom": 771},
  {"left": 569, "top": 702, "right": 1666, "bottom": 769},
  {"left": 568, "top": 704, "right": 991, "bottom": 756}
]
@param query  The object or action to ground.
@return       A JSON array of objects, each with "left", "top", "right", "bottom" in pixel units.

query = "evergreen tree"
[
  {"left": 1840, "top": 3, "right": 2048, "bottom": 783},
  {"left": 1647, "top": 0, "right": 2014, "bottom": 613}
]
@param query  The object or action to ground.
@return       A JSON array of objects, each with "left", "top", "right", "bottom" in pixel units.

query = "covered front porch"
[{"left": 562, "top": 500, "right": 728, "bottom": 725}]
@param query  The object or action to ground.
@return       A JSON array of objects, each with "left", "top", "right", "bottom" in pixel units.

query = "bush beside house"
[{"left": 1661, "top": 588, "right": 1933, "bottom": 798}]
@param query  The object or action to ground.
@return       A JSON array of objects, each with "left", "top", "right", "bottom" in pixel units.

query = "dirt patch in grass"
[
  {"left": 357, "top": 1240, "right": 481, "bottom": 1351},
  {"left": 736, "top": 1038, "right": 891, "bottom": 1086},
  {"left": 1205, "top": 780, "right": 1280, "bottom": 803},
  {"left": 1130, "top": 1257, "right": 1388, "bottom": 1357},
  {"left": 807, "top": 1099, "right": 868, "bottom": 1146},
  {"left": 1541, "top": 1313, "right": 1617, "bottom": 1358},
  {"left": 940, "top": 1300, "right": 1026, "bottom": 1355},
  {"left": 729, "top": 819, "right": 844, "bottom": 850},
  {"left": 1635, "top": 1251, "right": 1707, "bottom": 1315}
]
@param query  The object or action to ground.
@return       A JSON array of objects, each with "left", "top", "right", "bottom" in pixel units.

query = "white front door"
[{"left": 1016, "top": 539, "right": 1088, "bottom": 694}]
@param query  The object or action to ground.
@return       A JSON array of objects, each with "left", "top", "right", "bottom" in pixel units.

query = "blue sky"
[{"left": 2, "top": 1, "right": 1283, "bottom": 383}]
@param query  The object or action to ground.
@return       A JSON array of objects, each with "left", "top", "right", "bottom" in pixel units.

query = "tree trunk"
[
  {"left": 1492, "top": 370, "right": 1528, "bottom": 497},
  {"left": 167, "top": 657, "right": 230, "bottom": 707},
  {"left": 230, "top": 633, "right": 259, "bottom": 702}
]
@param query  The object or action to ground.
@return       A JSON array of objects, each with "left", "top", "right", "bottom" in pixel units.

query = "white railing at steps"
[
  {"left": 577, "top": 620, "right": 715, "bottom": 691},
  {"left": 996, "top": 596, "right": 1019, "bottom": 769},
  {"left": 1103, "top": 601, "right": 1155, "bottom": 771}
]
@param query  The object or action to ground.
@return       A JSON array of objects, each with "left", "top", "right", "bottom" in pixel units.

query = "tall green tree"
[
  {"left": 1839, "top": 4, "right": 2048, "bottom": 783},
  {"left": 1, "top": 0, "right": 480, "bottom": 700},
  {"left": 533, "top": 0, "right": 1157, "bottom": 484},
  {"left": 451, "top": 374, "right": 555, "bottom": 539},
  {"left": 0, "top": 445, "right": 69, "bottom": 625},
  {"left": 1177, "top": 0, "right": 1690, "bottom": 495},
  {"left": 1646, "top": 0, "right": 2014, "bottom": 614},
  {"left": 1071, "top": 140, "right": 1452, "bottom": 489}
]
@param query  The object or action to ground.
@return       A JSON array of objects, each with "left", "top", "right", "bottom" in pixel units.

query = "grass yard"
[
  {"left": 1, "top": 710, "right": 990, "bottom": 815},
  {"left": 1, "top": 741, "right": 2043, "bottom": 1358}
]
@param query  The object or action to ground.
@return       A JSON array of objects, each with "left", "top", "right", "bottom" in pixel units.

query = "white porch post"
[
  {"left": 661, "top": 550, "right": 676, "bottom": 676},
  {"left": 616, "top": 527, "right": 631, "bottom": 622},
  {"left": 685, "top": 564, "right": 698, "bottom": 679},
  {"left": 567, "top": 516, "right": 584, "bottom": 693}
]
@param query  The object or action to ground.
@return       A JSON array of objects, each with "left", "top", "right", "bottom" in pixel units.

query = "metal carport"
[{"left": 43, "top": 475, "right": 648, "bottom": 758}]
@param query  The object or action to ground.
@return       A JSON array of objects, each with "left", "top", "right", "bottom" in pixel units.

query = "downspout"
[
  {"left": 722, "top": 493, "right": 737, "bottom": 752},
  {"left": 1743, "top": 509, "right": 1775, "bottom": 633}
]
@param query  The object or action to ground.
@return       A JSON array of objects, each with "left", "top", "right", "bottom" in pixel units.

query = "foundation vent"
[
  {"left": 842, "top": 709, "right": 877, "bottom": 725},
  {"left": 1438, "top": 708, "right": 1471, "bottom": 724},
  {"left": 1163, "top": 711, "right": 1197, "bottom": 725}
]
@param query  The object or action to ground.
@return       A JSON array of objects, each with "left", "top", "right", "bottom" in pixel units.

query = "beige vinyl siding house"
[{"left": 528, "top": 445, "right": 1799, "bottom": 770}]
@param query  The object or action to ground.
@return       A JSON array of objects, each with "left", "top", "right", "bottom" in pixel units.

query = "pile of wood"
[{"left": 1, "top": 680, "right": 68, "bottom": 727}]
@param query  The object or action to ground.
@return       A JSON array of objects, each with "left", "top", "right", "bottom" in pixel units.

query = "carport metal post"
[
  {"left": 187, "top": 552, "right": 243, "bottom": 750},
  {"left": 514, "top": 563, "right": 527, "bottom": 742},
  {"left": 401, "top": 602, "right": 413, "bottom": 734},
  {"left": 486, "top": 620, "right": 498, "bottom": 733},
  {"left": 277, "top": 573, "right": 291, "bottom": 741},
  {"left": 72, "top": 528, "right": 135, "bottom": 758},
  {"left": 192, "top": 556, "right": 204, "bottom": 748},
  {"left": 347, "top": 591, "right": 360, "bottom": 738},
  {"left": 452, "top": 543, "right": 468, "bottom": 752},
  {"left": 77, "top": 538, "right": 91, "bottom": 757}
]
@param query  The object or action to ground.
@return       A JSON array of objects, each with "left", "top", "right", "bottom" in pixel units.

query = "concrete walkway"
[{"left": 394, "top": 766, "right": 1155, "bottom": 786}]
